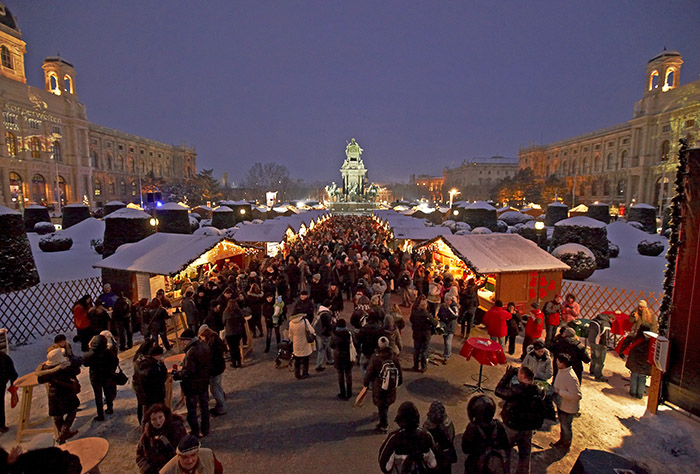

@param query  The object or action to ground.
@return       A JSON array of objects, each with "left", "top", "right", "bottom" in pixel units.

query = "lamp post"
[
  {"left": 50, "top": 132, "right": 62, "bottom": 213},
  {"left": 535, "top": 220, "right": 546, "bottom": 250},
  {"left": 449, "top": 189, "right": 460, "bottom": 218}
]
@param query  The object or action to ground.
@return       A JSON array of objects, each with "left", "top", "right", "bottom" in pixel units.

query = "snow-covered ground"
[
  {"left": 27, "top": 218, "right": 104, "bottom": 283},
  {"left": 572, "top": 220, "right": 668, "bottom": 293}
]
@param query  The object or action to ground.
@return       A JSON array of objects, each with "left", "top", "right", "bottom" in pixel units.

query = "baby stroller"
[{"left": 275, "top": 339, "right": 294, "bottom": 371}]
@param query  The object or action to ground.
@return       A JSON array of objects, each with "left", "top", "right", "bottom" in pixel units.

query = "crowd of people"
[{"left": 0, "top": 214, "right": 659, "bottom": 473}]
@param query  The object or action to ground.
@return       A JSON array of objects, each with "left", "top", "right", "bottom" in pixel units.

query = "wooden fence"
[
  {"left": 561, "top": 280, "right": 663, "bottom": 318},
  {"left": 0, "top": 276, "right": 103, "bottom": 345}
]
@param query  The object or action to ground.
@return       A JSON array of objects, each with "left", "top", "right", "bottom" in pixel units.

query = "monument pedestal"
[{"left": 329, "top": 201, "right": 380, "bottom": 215}]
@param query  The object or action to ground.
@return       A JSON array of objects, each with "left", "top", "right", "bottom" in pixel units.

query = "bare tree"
[{"left": 244, "top": 162, "right": 293, "bottom": 200}]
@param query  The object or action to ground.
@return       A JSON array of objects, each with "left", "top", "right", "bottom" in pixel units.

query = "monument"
[{"left": 327, "top": 138, "right": 379, "bottom": 213}]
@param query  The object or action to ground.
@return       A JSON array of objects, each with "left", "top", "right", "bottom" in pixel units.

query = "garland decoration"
[{"left": 658, "top": 138, "right": 688, "bottom": 335}]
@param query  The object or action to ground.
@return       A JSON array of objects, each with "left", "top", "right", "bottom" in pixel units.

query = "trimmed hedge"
[
  {"left": 462, "top": 208, "right": 497, "bottom": 231},
  {"left": 62, "top": 204, "right": 91, "bottom": 229},
  {"left": 212, "top": 206, "right": 235, "bottom": 229},
  {"left": 34, "top": 221, "right": 55, "bottom": 235},
  {"left": 545, "top": 203, "right": 569, "bottom": 226},
  {"left": 627, "top": 205, "right": 657, "bottom": 234},
  {"left": 104, "top": 201, "right": 126, "bottom": 217},
  {"left": 557, "top": 251, "right": 597, "bottom": 280},
  {"left": 638, "top": 240, "right": 664, "bottom": 257},
  {"left": 586, "top": 203, "right": 610, "bottom": 224},
  {"left": 189, "top": 215, "right": 200, "bottom": 233},
  {"left": 156, "top": 207, "right": 191, "bottom": 234},
  {"left": 103, "top": 209, "right": 154, "bottom": 258},
  {"left": 24, "top": 206, "right": 51, "bottom": 232},
  {"left": 39, "top": 234, "right": 73, "bottom": 252},
  {"left": 608, "top": 242, "right": 620, "bottom": 258},
  {"left": 551, "top": 218, "right": 609, "bottom": 269},
  {"left": 0, "top": 207, "right": 40, "bottom": 293}
]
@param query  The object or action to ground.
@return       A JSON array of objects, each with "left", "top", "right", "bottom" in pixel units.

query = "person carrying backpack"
[
  {"left": 313, "top": 301, "right": 336, "bottom": 372},
  {"left": 364, "top": 336, "right": 403, "bottom": 433},
  {"left": 422, "top": 400, "right": 457, "bottom": 473},
  {"left": 494, "top": 365, "right": 545, "bottom": 474},
  {"left": 462, "top": 395, "right": 510, "bottom": 474},
  {"left": 587, "top": 313, "right": 612, "bottom": 382},
  {"left": 378, "top": 401, "right": 437, "bottom": 473}
]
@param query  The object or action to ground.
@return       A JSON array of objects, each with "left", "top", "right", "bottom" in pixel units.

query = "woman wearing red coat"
[
  {"left": 521, "top": 303, "right": 544, "bottom": 360},
  {"left": 482, "top": 300, "right": 511, "bottom": 347}
]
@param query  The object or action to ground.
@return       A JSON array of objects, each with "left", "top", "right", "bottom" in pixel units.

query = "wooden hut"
[{"left": 416, "top": 234, "right": 569, "bottom": 313}]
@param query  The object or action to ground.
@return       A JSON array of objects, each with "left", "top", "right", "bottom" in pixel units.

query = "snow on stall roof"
[
  {"left": 94, "top": 233, "right": 224, "bottom": 275},
  {"left": 106, "top": 201, "right": 126, "bottom": 206},
  {"left": 158, "top": 202, "right": 188, "bottom": 211},
  {"left": 0, "top": 204, "right": 20, "bottom": 216},
  {"left": 230, "top": 223, "right": 293, "bottom": 242},
  {"left": 392, "top": 226, "right": 451, "bottom": 240},
  {"left": 569, "top": 204, "right": 589, "bottom": 213},
  {"left": 589, "top": 202, "right": 609, "bottom": 207},
  {"left": 213, "top": 206, "right": 233, "bottom": 212},
  {"left": 555, "top": 216, "right": 606, "bottom": 228},
  {"left": 193, "top": 226, "right": 222, "bottom": 236},
  {"left": 103, "top": 207, "right": 150, "bottom": 220},
  {"left": 631, "top": 203, "right": 656, "bottom": 210},
  {"left": 428, "top": 234, "right": 569, "bottom": 274},
  {"left": 193, "top": 205, "right": 213, "bottom": 211},
  {"left": 221, "top": 200, "right": 250, "bottom": 206},
  {"left": 465, "top": 201, "right": 496, "bottom": 211}
]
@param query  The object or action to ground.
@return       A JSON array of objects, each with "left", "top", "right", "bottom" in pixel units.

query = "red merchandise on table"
[
  {"left": 460, "top": 337, "right": 507, "bottom": 366},
  {"left": 604, "top": 311, "right": 632, "bottom": 336}
]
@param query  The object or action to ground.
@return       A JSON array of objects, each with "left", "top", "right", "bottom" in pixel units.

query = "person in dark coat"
[
  {"left": 87, "top": 302, "right": 110, "bottom": 335},
  {"left": 36, "top": 348, "right": 81, "bottom": 444},
  {"left": 357, "top": 313, "right": 385, "bottom": 377},
  {"left": 112, "top": 292, "right": 133, "bottom": 351},
  {"left": 199, "top": 327, "right": 227, "bottom": 416},
  {"left": 132, "top": 345, "right": 167, "bottom": 424},
  {"left": 222, "top": 299, "right": 247, "bottom": 368},
  {"left": 462, "top": 395, "right": 511, "bottom": 474},
  {"left": 410, "top": 298, "right": 436, "bottom": 373},
  {"left": 246, "top": 284, "right": 265, "bottom": 338},
  {"left": 0, "top": 351, "right": 17, "bottom": 432},
  {"left": 292, "top": 291, "right": 315, "bottom": 322},
  {"left": 422, "top": 400, "right": 457, "bottom": 474},
  {"left": 173, "top": 336, "right": 211, "bottom": 438},
  {"left": 549, "top": 326, "right": 590, "bottom": 383},
  {"left": 378, "top": 401, "right": 437, "bottom": 473},
  {"left": 136, "top": 403, "right": 188, "bottom": 474},
  {"left": 82, "top": 334, "right": 119, "bottom": 421},
  {"left": 8, "top": 445, "right": 82, "bottom": 474},
  {"left": 146, "top": 298, "right": 172, "bottom": 350},
  {"left": 620, "top": 323, "right": 652, "bottom": 399},
  {"left": 330, "top": 318, "right": 355, "bottom": 400},
  {"left": 363, "top": 337, "right": 403, "bottom": 433},
  {"left": 504, "top": 302, "right": 522, "bottom": 356},
  {"left": 262, "top": 293, "right": 282, "bottom": 353}
]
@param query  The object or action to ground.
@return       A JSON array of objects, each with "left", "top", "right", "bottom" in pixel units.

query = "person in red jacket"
[
  {"left": 520, "top": 302, "right": 544, "bottom": 361},
  {"left": 482, "top": 300, "right": 511, "bottom": 347},
  {"left": 72, "top": 295, "right": 93, "bottom": 352}
]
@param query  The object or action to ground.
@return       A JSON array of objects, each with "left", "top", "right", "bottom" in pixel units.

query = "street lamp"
[
  {"left": 534, "top": 221, "right": 546, "bottom": 249},
  {"left": 50, "top": 132, "right": 62, "bottom": 213},
  {"left": 449, "top": 189, "right": 460, "bottom": 209}
]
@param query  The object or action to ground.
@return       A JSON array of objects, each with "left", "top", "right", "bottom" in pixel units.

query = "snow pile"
[
  {"left": 465, "top": 201, "right": 496, "bottom": 211},
  {"left": 552, "top": 243, "right": 595, "bottom": 259},
  {"left": 499, "top": 211, "right": 533, "bottom": 225},
  {"left": 104, "top": 207, "right": 150, "bottom": 220},
  {"left": 555, "top": 216, "right": 606, "bottom": 228},
  {"left": 159, "top": 202, "right": 189, "bottom": 211},
  {"left": 33, "top": 221, "right": 55, "bottom": 235},
  {"left": 194, "top": 226, "right": 222, "bottom": 236},
  {"left": 471, "top": 227, "right": 492, "bottom": 234}
]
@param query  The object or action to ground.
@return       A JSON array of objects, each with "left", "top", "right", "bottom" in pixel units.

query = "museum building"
[
  {"left": 519, "top": 50, "right": 700, "bottom": 210},
  {"left": 0, "top": 4, "right": 196, "bottom": 211}
]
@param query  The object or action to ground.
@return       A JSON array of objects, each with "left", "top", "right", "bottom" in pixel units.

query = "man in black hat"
[
  {"left": 293, "top": 291, "right": 315, "bottom": 322},
  {"left": 159, "top": 434, "right": 223, "bottom": 474}
]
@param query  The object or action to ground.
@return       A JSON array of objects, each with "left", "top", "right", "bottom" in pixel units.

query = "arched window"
[
  {"left": 140, "top": 160, "right": 145, "bottom": 175},
  {"left": 660, "top": 140, "right": 670, "bottom": 161},
  {"left": 49, "top": 73, "right": 60, "bottom": 95},
  {"left": 617, "top": 180, "right": 625, "bottom": 197},
  {"left": 620, "top": 150, "right": 628, "bottom": 168},
  {"left": 51, "top": 141, "right": 62, "bottom": 162},
  {"left": 106, "top": 155, "right": 112, "bottom": 170},
  {"left": 0, "top": 45, "right": 12, "bottom": 69},
  {"left": 649, "top": 70, "right": 659, "bottom": 90},
  {"left": 108, "top": 180, "right": 115, "bottom": 195},
  {"left": 594, "top": 155, "right": 601, "bottom": 172},
  {"left": 130, "top": 180, "right": 137, "bottom": 196},
  {"left": 31, "top": 174, "right": 47, "bottom": 203},
  {"left": 116, "top": 155, "right": 124, "bottom": 170},
  {"left": 582, "top": 157, "right": 589, "bottom": 174},
  {"left": 120, "top": 180, "right": 127, "bottom": 196},
  {"left": 664, "top": 68, "right": 675, "bottom": 91},
  {"left": 94, "top": 179, "right": 102, "bottom": 197},
  {"left": 9, "top": 172, "right": 23, "bottom": 206},
  {"left": 560, "top": 160, "right": 567, "bottom": 176},
  {"left": 63, "top": 75, "right": 73, "bottom": 94},
  {"left": 91, "top": 151, "right": 100, "bottom": 169},
  {"left": 603, "top": 180, "right": 610, "bottom": 196},
  {"left": 30, "top": 137, "right": 42, "bottom": 158},
  {"left": 6, "top": 131, "right": 17, "bottom": 156},
  {"left": 127, "top": 156, "right": 134, "bottom": 172},
  {"left": 57, "top": 176, "right": 67, "bottom": 203}
]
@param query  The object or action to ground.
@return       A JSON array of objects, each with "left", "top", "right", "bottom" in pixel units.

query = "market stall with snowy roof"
[
  {"left": 416, "top": 233, "right": 569, "bottom": 312},
  {"left": 227, "top": 222, "right": 297, "bottom": 257},
  {"left": 93, "top": 232, "right": 258, "bottom": 303},
  {"left": 391, "top": 226, "right": 452, "bottom": 251}
]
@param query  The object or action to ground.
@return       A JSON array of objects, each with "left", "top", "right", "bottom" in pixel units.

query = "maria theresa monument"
[{"left": 340, "top": 138, "right": 367, "bottom": 200}]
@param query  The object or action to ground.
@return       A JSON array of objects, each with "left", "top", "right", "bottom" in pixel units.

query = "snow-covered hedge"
[
  {"left": 90, "top": 238, "right": 104, "bottom": 255},
  {"left": 103, "top": 208, "right": 153, "bottom": 258},
  {"left": 471, "top": 227, "right": 492, "bottom": 234},
  {"left": 460, "top": 202, "right": 497, "bottom": 231},
  {"left": 156, "top": 203, "right": 191, "bottom": 234},
  {"left": 212, "top": 206, "right": 235, "bottom": 229},
  {"left": 586, "top": 203, "right": 610, "bottom": 224},
  {"left": 104, "top": 201, "right": 126, "bottom": 217},
  {"left": 552, "top": 244, "right": 596, "bottom": 280},
  {"left": 495, "top": 220, "right": 508, "bottom": 233},
  {"left": 189, "top": 215, "right": 200, "bottom": 233},
  {"left": 34, "top": 221, "right": 56, "bottom": 235},
  {"left": 499, "top": 211, "right": 533, "bottom": 226},
  {"left": 61, "top": 203, "right": 90, "bottom": 229},
  {"left": 0, "top": 206, "right": 40, "bottom": 292},
  {"left": 190, "top": 212, "right": 202, "bottom": 222},
  {"left": 637, "top": 239, "right": 664, "bottom": 257},
  {"left": 544, "top": 203, "right": 569, "bottom": 226},
  {"left": 608, "top": 242, "right": 620, "bottom": 258},
  {"left": 551, "top": 216, "right": 609, "bottom": 269},
  {"left": 23, "top": 205, "right": 51, "bottom": 232},
  {"left": 626, "top": 204, "right": 657, "bottom": 234},
  {"left": 39, "top": 233, "right": 73, "bottom": 252},
  {"left": 194, "top": 226, "right": 223, "bottom": 236}
]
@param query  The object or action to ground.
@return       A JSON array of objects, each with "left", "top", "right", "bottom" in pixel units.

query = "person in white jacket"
[
  {"left": 551, "top": 353, "right": 582, "bottom": 451},
  {"left": 288, "top": 312, "right": 316, "bottom": 379}
]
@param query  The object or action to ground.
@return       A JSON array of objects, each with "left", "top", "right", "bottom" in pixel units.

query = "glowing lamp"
[
  {"left": 149, "top": 218, "right": 159, "bottom": 226},
  {"left": 534, "top": 221, "right": 545, "bottom": 231},
  {"left": 453, "top": 210, "right": 460, "bottom": 216},
  {"left": 240, "top": 209, "right": 246, "bottom": 214}
]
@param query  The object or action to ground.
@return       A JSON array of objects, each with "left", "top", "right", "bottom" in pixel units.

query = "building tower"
[
  {"left": 42, "top": 56, "right": 77, "bottom": 97},
  {"left": 0, "top": 3, "right": 26, "bottom": 84},
  {"left": 645, "top": 48, "right": 683, "bottom": 95}
]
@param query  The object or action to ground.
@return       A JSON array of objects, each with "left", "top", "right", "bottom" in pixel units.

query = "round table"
[
  {"left": 14, "top": 372, "right": 55, "bottom": 442},
  {"left": 606, "top": 311, "right": 632, "bottom": 336},
  {"left": 459, "top": 337, "right": 506, "bottom": 393},
  {"left": 570, "top": 448, "right": 649, "bottom": 474},
  {"left": 61, "top": 437, "right": 110, "bottom": 474}
]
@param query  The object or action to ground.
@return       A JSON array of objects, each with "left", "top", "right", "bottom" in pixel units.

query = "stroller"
[{"left": 275, "top": 339, "right": 294, "bottom": 371}]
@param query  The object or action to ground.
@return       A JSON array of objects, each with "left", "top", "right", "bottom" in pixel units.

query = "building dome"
[
  {"left": 0, "top": 3, "right": 19, "bottom": 33},
  {"left": 648, "top": 48, "right": 681, "bottom": 63}
]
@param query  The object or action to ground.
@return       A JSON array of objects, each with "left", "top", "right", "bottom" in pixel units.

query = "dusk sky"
[{"left": 14, "top": 1, "right": 700, "bottom": 184}]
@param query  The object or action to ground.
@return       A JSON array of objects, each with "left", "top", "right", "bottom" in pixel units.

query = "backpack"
[
  {"left": 506, "top": 389, "right": 546, "bottom": 431},
  {"left": 591, "top": 320, "right": 610, "bottom": 346},
  {"left": 379, "top": 360, "right": 399, "bottom": 391},
  {"left": 400, "top": 454, "right": 428, "bottom": 474},
  {"left": 475, "top": 424, "right": 507, "bottom": 474}
]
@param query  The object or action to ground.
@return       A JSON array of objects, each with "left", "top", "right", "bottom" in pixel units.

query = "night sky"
[{"left": 13, "top": 1, "right": 700, "bottom": 184}]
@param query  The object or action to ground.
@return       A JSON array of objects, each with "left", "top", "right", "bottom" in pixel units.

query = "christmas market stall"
[
  {"left": 416, "top": 234, "right": 569, "bottom": 313},
  {"left": 227, "top": 222, "right": 297, "bottom": 258},
  {"left": 93, "top": 232, "right": 259, "bottom": 304}
]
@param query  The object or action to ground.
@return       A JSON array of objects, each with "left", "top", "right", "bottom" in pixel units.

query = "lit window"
[
  {"left": 649, "top": 70, "right": 659, "bottom": 90},
  {"left": 63, "top": 75, "right": 73, "bottom": 94},
  {"left": 49, "top": 73, "right": 60, "bottom": 95},
  {"left": 51, "top": 141, "right": 61, "bottom": 162},
  {"left": 685, "top": 119, "right": 695, "bottom": 128},
  {"left": 30, "top": 137, "right": 42, "bottom": 158},
  {"left": 6, "top": 131, "right": 17, "bottom": 156},
  {"left": 94, "top": 179, "right": 102, "bottom": 196},
  {"left": 1, "top": 45, "right": 12, "bottom": 69},
  {"left": 662, "top": 124, "right": 671, "bottom": 133},
  {"left": 660, "top": 140, "right": 670, "bottom": 161},
  {"left": 120, "top": 180, "right": 126, "bottom": 196}
]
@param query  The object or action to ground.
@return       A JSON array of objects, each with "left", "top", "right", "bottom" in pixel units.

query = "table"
[
  {"left": 164, "top": 353, "right": 186, "bottom": 410},
  {"left": 14, "top": 372, "right": 56, "bottom": 442},
  {"left": 62, "top": 437, "right": 110, "bottom": 474},
  {"left": 606, "top": 311, "right": 632, "bottom": 336},
  {"left": 460, "top": 337, "right": 506, "bottom": 393},
  {"left": 570, "top": 448, "right": 649, "bottom": 474}
]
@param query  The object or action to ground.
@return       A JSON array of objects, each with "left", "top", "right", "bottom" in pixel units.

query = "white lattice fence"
[
  {"left": 561, "top": 280, "right": 663, "bottom": 318},
  {"left": 0, "top": 276, "right": 103, "bottom": 345}
]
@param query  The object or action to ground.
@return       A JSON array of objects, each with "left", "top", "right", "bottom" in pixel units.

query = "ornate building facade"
[
  {"left": 519, "top": 50, "right": 699, "bottom": 210},
  {"left": 442, "top": 156, "right": 518, "bottom": 202},
  {"left": 410, "top": 174, "right": 444, "bottom": 202},
  {"left": 0, "top": 4, "right": 196, "bottom": 210}
]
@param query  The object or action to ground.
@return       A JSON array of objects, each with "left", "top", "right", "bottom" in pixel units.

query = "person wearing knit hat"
[
  {"left": 159, "top": 434, "right": 224, "bottom": 473},
  {"left": 363, "top": 334, "right": 403, "bottom": 433},
  {"left": 550, "top": 326, "right": 591, "bottom": 383},
  {"left": 630, "top": 299, "right": 658, "bottom": 334},
  {"left": 36, "top": 345, "right": 81, "bottom": 444},
  {"left": 423, "top": 400, "right": 457, "bottom": 472},
  {"left": 378, "top": 401, "right": 437, "bottom": 472},
  {"left": 83, "top": 331, "right": 119, "bottom": 421}
]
